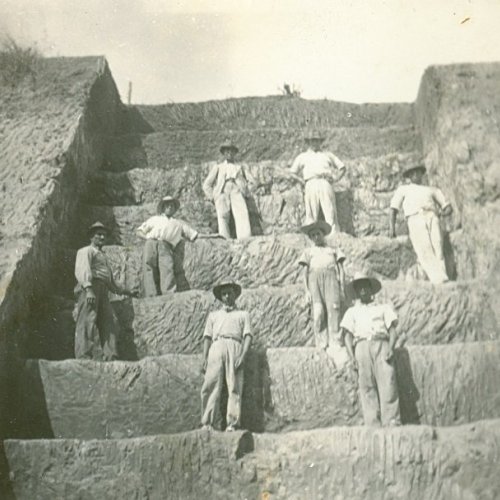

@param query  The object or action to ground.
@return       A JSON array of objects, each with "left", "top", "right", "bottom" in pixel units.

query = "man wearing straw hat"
[
  {"left": 389, "top": 162, "right": 452, "bottom": 284},
  {"left": 203, "top": 141, "right": 252, "bottom": 239},
  {"left": 200, "top": 280, "right": 252, "bottom": 431},
  {"left": 298, "top": 220, "right": 346, "bottom": 353},
  {"left": 74, "top": 222, "right": 137, "bottom": 360},
  {"left": 340, "top": 272, "right": 401, "bottom": 426},
  {"left": 137, "top": 195, "right": 219, "bottom": 296},
  {"left": 289, "top": 132, "right": 346, "bottom": 232}
]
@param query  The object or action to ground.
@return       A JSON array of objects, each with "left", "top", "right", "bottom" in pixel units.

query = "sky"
[{"left": 1, "top": 0, "right": 500, "bottom": 104}]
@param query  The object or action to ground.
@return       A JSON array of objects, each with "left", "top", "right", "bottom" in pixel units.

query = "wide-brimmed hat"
[
  {"left": 347, "top": 272, "right": 382, "bottom": 296},
  {"left": 213, "top": 280, "right": 242, "bottom": 301},
  {"left": 88, "top": 221, "right": 108, "bottom": 236},
  {"left": 304, "top": 131, "right": 326, "bottom": 142},
  {"left": 402, "top": 163, "right": 426, "bottom": 177},
  {"left": 219, "top": 141, "right": 239, "bottom": 154},
  {"left": 158, "top": 195, "right": 180, "bottom": 212},
  {"left": 300, "top": 220, "right": 332, "bottom": 236}
]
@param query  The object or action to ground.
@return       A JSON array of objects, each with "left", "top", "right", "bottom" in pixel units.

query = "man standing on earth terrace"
[
  {"left": 200, "top": 280, "right": 252, "bottom": 431},
  {"left": 389, "top": 163, "right": 452, "bottom": 284},
  {"left": 74, "top": 222, "right": 137, "bottom": 360},
  {"left": 289, "top": 132, "right": 346, "bottom": 232}
]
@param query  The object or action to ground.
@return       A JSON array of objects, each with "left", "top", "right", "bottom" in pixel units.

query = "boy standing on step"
[
  {"left": 200, "top": 280, "right": 252, "bottom": 431},
  {"left": 74, "top": 222, "right": 137, "bottom": 360},
  {"left": 340, "top": 273, "right": 401, "bottom": 426},
  {"left": 289, "top": 132, "right": 346, "bottom": 232},
  {"left": 389, "top": 163, "right": 452, "bottom": 284},
  {"left": 203, "top": 141, "right": 252, "bottom": 239},
  {"left": 137, "top": 196, "right": 218, "bottom": 296},
  {"left": 298, "top": 221, "right": 346, "bottom": 355}
]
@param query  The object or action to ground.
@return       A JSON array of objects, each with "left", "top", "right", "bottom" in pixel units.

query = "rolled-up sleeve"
[
  {"left": 137, "top": 217, "right": 153, "bottom": 238},
  {"left": 203, "top": 313, "right": 214, "bottom": 339},
  {"left": 181, "top": 221, "right": 199, "bottom": 242},
  {"left": 336, "top": 248, "right": 346, "bottom": 263},
  {"left": 298, "top": 249, "right": 310, "bottom": 267},
  {"left": 290, "top": 154, "right": 304, "bottom": 174},
  {"left": 75, "top": 247, "right": 94, "bottom": 289},
  {"left": 242, "top": 312, "right": 252, "bottom": 337},
  {"left": 328, "top": 152, "right": 345, "bottom": 170},
  {"left": 432, "top": 187, "right": 450, "bottom": 209},
  {"left": 383, "top": 305, "right": 398, "bottom": 329},
  {"left": 390, "top": 187, "right": 405, "bottom": 211},
  {"left": 340, "top": 308, "right": 355, "bottom": 334}
]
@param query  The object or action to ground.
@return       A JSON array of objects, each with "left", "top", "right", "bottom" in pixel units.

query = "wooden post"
[{"left": 127, "top": 81, "right": 132, "bottom": 105}]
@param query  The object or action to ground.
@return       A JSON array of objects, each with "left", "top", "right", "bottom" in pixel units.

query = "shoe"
[
  {"left": 225, "top": 425, "right": 236, "bottom": 432},
  {"left": 201, "top": 424, "right": 212, "bottom": 431}
]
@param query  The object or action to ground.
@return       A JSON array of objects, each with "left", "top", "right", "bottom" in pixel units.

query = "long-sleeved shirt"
[
  {"left": 203, "top": 308, "right": 252, "bottom": 342},
  {"left": 298, "top": 246, "right": 346, "bottom": 270},
  {"left": 290, "top": 149, "right": 345, "bottom": 182},
  {"left": 340, "top": 302, "right": 398, "bottom": 344},
  {"left": 390, "top": 183, "right": 450, "bottom": 218},
  {"left": 75, "top": 245, "right": 117, "bottom": 291},
  {"left": 136, "top": 215, "right": 198, "bottom": 246},
  {"left": 203, "top": 161, "right": 248, "bottom": 200}
]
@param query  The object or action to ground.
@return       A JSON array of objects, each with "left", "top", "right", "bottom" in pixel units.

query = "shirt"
[
  {"left": 290, "top": 149, "right": 346, "bottom": 182},
  {"left": 75, "top": 245, "right": 115, "bottom": 290},
  {"left": 298, "top": 246, "right": 346, "bottom": 270},
  {"left": 340, "top": 302, "right": 398, "bottom": 343},
  {"left": 137, "top": 215, "right": 198, "bottom": 246},
  {"left": 203, "top": 308, "right": 252, "bottom": 342},
  {"left": 203, "top": 161, "right": 248, "bottom": 200},
  {"left": 390, "top": 183, "right": 450, "bottom": 218}
]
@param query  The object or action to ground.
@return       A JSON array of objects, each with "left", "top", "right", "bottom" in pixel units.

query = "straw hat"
[
  {"left": 304, "top": 131, "right": 326, "bottom": 142},
  {"left": 346, "top": 272, "right": 382, "bottom": 296},
  {"left": 88, "top": 221, "right": 108, "bottom": 236},
  {"left": 402, "top": 163, "right": 426, "bottom": 178},
  {"left": 219, "top": 141, "right": 239, "bottom": 154},
  {"left": 213, "top": 280, "right": 242, "bottom": 301},
  {"left": 300, "top": 220, "right": 332, "bottom": 236},
  {"left": 158, "top": 195, "right": 180, "bottom": 212}
]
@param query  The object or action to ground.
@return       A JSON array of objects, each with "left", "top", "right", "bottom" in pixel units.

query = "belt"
[
  {"left": 356, "top": 336, "right": 388, "bottom": 344},
  {"left": 305, "top": 175, "right": 331, "bottom": 183},
  {"left": 215, "top": 336, "right": 241, "bottom": 343},
  {"left": 405, "top": 209, "right": 437, "bottom": 219}
]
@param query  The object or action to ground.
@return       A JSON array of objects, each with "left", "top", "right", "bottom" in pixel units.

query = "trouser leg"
[
  {"left": 229, "top": 191, "right": 252, "bottom": 239},
  {"left": 95, "top": 283, "right": 119, "bottom": 361},
  {"left": 304, "top": 181, "right": 321, "bottom": 225},
  {"left": 201, "top": 341, "right": 225, "bottom": 427},
  {"left": 408, "top": 213, "right": 448, "bottom": 284},
  {"left": 74, "top": 288, "right": 101, "bottom": 359},
  {"left": 224, "top": 340, "right": 244, "bottom": 428},
  {"left": 373, "top": 341, "right": 401, "bottom": 425},
  {"left": 309, "top": 270, "right": 328, "bottom": 349},
  {"left": 324, "top": 271, "right": 341, "bottom": 345},
  {"left": 355, "top": 341, "right": 381, "bottom": 425},
  {"left": 142, "top": 240, "right": 161, "bottom": 297},
  {"left": 214, "top": 193, "right": 232, "bottom": 238},
  {"left": 157, "top": 241, "right": 176, "bottom": 293},
  {"left": 318, "top": 181, "right": 338, "bottom": 231}
]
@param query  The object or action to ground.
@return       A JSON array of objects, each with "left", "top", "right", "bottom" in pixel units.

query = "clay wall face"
[
  {"left": 415, "top": 63, "right": 500, "bottom": 325},
  {"left": 0, "top": 57, "right": 122, "bottom": 435}
]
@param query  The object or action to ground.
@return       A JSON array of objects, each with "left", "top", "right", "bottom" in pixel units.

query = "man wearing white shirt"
[
  {"left": 389, "top": 164, "right": 452, "bottom": 284},
  {"left": 290, "top": 133, "right": 346, "bottom": 231},
  {"left": 137, "top": 196, "right": 218, "bottom": 296},
  {"left": 203, "top": 141, "right": 252, "bottom": 239}
]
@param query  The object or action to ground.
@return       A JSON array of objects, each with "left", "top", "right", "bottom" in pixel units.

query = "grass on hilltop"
[{"left": 0, "top": 36, "right": 42, "bottom": 87}]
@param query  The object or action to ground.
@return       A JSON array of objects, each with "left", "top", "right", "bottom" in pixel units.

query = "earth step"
[
  {"left": 6, "top": 421, "right": 500, "bottom": 499},
  {"left": 104, "top": 127, "right": 421, "bottom": 171},
  {"left": 114, "top": 281, "right": 495, "bottom": 356},
  {"left": 18, "top": 342, "right": 500, "bottom": 439},
  {"left": 66, "top": 230, "right": 419, "bottom": 290},
  {"left": 133, "top": 98, "right": 416, "bottom": 131},
  {"left": 38, "top": 280, "right": 496, "bottom": 361}
]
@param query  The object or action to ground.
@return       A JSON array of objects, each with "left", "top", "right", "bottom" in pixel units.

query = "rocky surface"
[{"left": 6, "top": 421, "right": 500, "bottom": 499}]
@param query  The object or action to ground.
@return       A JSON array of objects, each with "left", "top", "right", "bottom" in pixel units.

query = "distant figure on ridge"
[
  {"left": 74, "top": 222, "right": 137, "bottom": 360},
  {"left": 298, "top": 221, "right": 346, "bottom": 358},
  {"left": 341, "top": 273, "right": 401, "bottom": 426},
  {"left": 289, "top": 132, "right": 346, "bottom": 232},
  {"left": 389, "top": 163, "right": 452, "bottom": 284},
  {"left": 200, "top": 280, "right": 252, "bottom": 431},
  {"left": 137, "top": 196, "right": 219, "bottom": 296},
  {"left": 203, "top": 141, "right": 252, "bottom": 239}
]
